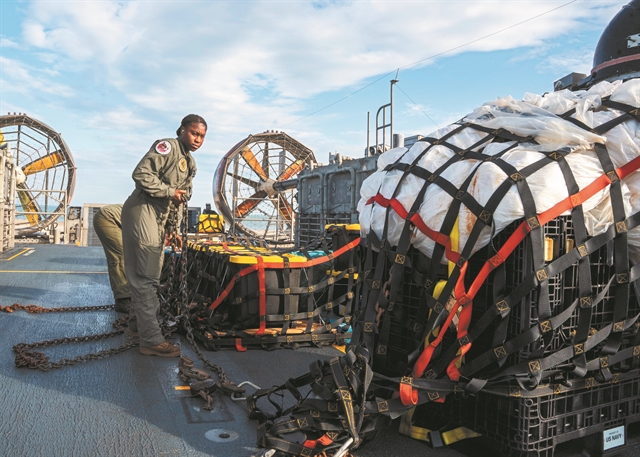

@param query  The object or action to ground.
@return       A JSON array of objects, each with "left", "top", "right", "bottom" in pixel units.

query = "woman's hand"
[
  {"left": 164, "top": 233, "right": 182, "bottom": 249},
  {"left": 173, "top": 189, "right": 187, "bottom": 202}
]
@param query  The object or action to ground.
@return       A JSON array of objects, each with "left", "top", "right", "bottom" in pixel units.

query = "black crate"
[
  {"left": 188, "top": 246, "right": 329, "bottom": 330},
  {"left": 298, "top": 213, "right": 352, "bottom": 246},
  {"left": 430, "top": 371, "right": 640, "bottom": 457},
  {"left": 373, "top": 245, "right": 448, "bottom": 376},
  {"left": 368, "top": 214, "right": 638, "bottom": 379},
  {"left": 182, "top": 235, "right": 361, "bottom": 345},
  {"left": 466, "top": 216, "right": 639, "bottom": 369}
]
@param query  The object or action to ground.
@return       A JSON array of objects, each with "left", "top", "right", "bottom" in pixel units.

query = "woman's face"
[{"left": 180, "top": 122, "right": 207, "bottom": 152}]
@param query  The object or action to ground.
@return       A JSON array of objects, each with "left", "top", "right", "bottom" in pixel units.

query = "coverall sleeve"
[
  {"left": 166, "top": 177, "right": 194, "bottom": 232},
  {"left": 131, "top": 144, "right": 174, "bottom": 198},
  {"left": 185, "top": 158, "right": 197, "bottom": 201},
  {"left": 185, "top": 177, "right": 193, "bottom": 201}
]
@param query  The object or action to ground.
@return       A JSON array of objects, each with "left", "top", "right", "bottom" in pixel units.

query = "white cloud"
[
  {"left": 0, "top": 56, "right": 74, "bottom": 97},
  {"left": 537, "top": 48, "right": 595, "bottom": 76},
  {"left": 22, "top": 1, "right": 143, "bottom": 62},
  {"left": 0, "top": 38, "right": 21, "bottom": 49},
  {"left": 18, "top": 1, "right": 617, "bottom": 108},
  {"left": 86, "top": 108, "right": 154, "bottom": 132},
  {"left": 2, "top": 0, "right": 625, "bottom": 205}
]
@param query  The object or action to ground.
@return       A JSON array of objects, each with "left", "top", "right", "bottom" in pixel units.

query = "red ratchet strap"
[
  {"left": 447, "top": 266, "right": 474, "bottom": 380},
  {"left": 317, "top": 435, "right": 334, "bottom": 446},
  {"left": 399, "top": 378, "right": 419, "bottom": 406},
  {"left": 366, "top": 194, "right": 459, "bottom": 264},
  {"left": 209, "top": 264, "right": 258, "bottom": 310},
  {"left": 302, "top": 434, "right": 334, "bottom": 449},
  {"left": 256, "top": 256, "right": 267, "bottom": 335},
  {"left": 208, "top": 238, "right": 361, "bottom": 309},
  {"left": 235, "top": 338, "right": 247, "bottom": 352},
  {"left": 409, "top": 157, "right": 640, "bottom": 380},
  {"left": 411, "top": 263, "right": 468, "bottom": 378}
]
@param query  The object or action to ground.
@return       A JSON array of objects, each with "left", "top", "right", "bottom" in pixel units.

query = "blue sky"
[{"left": 0, "top": 0, "right": 625, "bottom": 209}]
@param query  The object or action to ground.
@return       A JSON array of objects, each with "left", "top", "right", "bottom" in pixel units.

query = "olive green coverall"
[
  {"left": 122, "top": 138, "right": 195, "bottom": 348},
  {"left": 93, "top": 204, "right": 130, "bottom": 301}
]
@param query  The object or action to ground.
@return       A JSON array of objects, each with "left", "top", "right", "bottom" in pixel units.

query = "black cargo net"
[
  {"left": 248, "top": 96, "right": 640, "bottom": 456},
  {"left": 163, "top": 225, "right": 360, "bottom": 351}
]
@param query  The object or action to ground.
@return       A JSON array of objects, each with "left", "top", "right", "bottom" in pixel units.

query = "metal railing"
[{"left": 0, "top": 144, "right": 16, "bottom": 252}]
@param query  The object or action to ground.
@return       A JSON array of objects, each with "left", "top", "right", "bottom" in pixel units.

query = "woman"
[{"left": 122, "top": 114, "right": 207, "bottom": 357}]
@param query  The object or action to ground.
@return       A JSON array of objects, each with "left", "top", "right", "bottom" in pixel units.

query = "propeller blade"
[
  {"left": 262, "top": 142, "right": 270, "bottom": 179},
  {"left": 22, "top": 151, "right": 65, "bottom": 176},
  {"left": 278, "top": 159, "right": 305, "bottom": 181},
  {"left": 240, "top": 147, "right": 268, "bottom": 182},
  {"left": 226, "top": 172, "right": 260, "bottom": 189},
  {"left": 234, "top": 190, "right": 267, "bottom": 218},
  {"left": 277, "top": 198, "right": 295, "bottom": 224},
  {"left": 16, "top": 183, "right": 41, "bottom": 226}
]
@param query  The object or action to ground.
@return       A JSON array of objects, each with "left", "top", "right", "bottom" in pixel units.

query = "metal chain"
[
  {"left": 179, "top": 199, "right": 189, "bottom": 314},
  {"left": 1, "top": 303, "right": 116, "bottom": 314},
  {"left": 12, "top": 316, "right": 137, "bottom": 371},
  {"left": 184, "top": 328, "right": 230, "bottom": 384},
  {"left": 158, "top": 198, "right": 232, "bottom": 386},
  {"left": 8, "top": 197, "right": 232, "bottom": 385}
]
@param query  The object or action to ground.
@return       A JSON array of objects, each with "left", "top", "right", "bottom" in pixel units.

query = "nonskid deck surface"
[{"left": 0, "top": 245, "right": 637, "bottom": 457}]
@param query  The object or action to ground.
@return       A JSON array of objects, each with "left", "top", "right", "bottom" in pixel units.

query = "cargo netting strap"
[
  {"left": 174, "top": 225, "right": 361, "bottom": 351},
  {"left": 358, "top": 107, "right": 640, "bottom": 397},
  {"left": 249, "top": 96, "right": 640, "bottom": 456}
]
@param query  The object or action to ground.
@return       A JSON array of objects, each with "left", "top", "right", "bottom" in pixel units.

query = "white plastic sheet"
[{"left": 359, "top": 79, "right": 640, "bottom": 266}]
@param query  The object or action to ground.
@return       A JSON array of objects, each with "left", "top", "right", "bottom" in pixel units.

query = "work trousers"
[
  {"left": 93, "top": 204, "right": 130, "bottom": 300},
  {"left": 122, "top": 190, "right": 167, "bottom": 348}
]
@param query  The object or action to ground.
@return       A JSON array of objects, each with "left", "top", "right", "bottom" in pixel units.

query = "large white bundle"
[{"left": 358, "top": 79, "right": 640, "bottom": 266}]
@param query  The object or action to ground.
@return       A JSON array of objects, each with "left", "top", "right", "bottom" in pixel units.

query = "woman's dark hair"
[{"left": 176, "top": 114, "right": 207, "bottom": 136}]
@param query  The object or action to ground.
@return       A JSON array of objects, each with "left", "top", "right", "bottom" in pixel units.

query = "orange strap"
[
  {"left": 317, "top": 434, "right": 334, "bottom": 446},
  {"left": 235, "top": 338, "right": 247, "bottom": 352},
  {"left": 366, "top": 194, "right": 460, "bottom": 264},
  {"left": 209, "top": 264, "right": 258, "bottom": 310},
  {"left": 256, "top": 256, "right": 267, "bottom": 335},
  {"left": 399, "top": 382, "right": 418, "bottom": 406},
  {"left": 407, "top": 158, "right": 640, "bottom": 380},
  {"left": 208, "top": 238, "right": 361, "bottom": 311},
  {"left": 303, "top": 440, "right": 316, "bottom": 449},
  {"left": 411, "top": 263, "right": 468, "bottom": 377}
]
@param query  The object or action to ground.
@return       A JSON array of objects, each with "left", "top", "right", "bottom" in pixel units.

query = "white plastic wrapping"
[{"left": 359, "top": 79, "right": 640, "bottom": 266}]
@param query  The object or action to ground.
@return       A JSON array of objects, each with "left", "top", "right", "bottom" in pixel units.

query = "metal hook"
[
  {"left": 334, "top": 437, "right": 354, "bottom": 457},
  {"left": 230, "top": 380, "right": 261, "bottom": 401}
]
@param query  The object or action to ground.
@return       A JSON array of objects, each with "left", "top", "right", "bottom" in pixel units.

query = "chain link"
[
  {"left": 160, "top": 198, "right": 232, "bottom": 386},
  {"left": 8, "top": 197, "right": 232, "bottom": 387},
  {"left": 12, "top": 316, "right": 137, "bottom": 371},
  {"left": 1, "top": 303, "right": 116, "bottom": 314},
  {"left": 184, "top": 326, "right": 230, "bottom": 384}
]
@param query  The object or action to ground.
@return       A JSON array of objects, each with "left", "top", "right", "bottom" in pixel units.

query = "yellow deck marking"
[
  {"left": 4, "top": 249, "right": 32, "bottom": 261},
  {"left": 0, "top": 270, "right": 108, "bottom": 274}
]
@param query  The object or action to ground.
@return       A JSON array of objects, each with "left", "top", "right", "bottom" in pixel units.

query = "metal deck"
[{"left": 0, "top": 245, "right": 638, "bottom": 457}]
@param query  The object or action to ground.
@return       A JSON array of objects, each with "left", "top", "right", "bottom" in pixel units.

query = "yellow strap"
[
  {"left": 442, "top": 427, "right": 482, "bottom": 445},
  {"left": 427, "top": 218, "right": 460, "bottom": 342},
  {"left": 402, "top": 220, "right": 467, "bottom": 446},
  {"left": 399, "top": 408, "right": 481, "bottom": 445},
  {"left": 398, "top": 407, "right": 416, "bottom": 437},
  {"left": 333, "top": 344, "right": 346, "bottom": 353}
]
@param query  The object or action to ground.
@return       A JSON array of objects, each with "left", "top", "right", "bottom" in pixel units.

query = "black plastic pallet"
[{"left": 412, "top": 370, "right": 640, "bottom": 457}]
